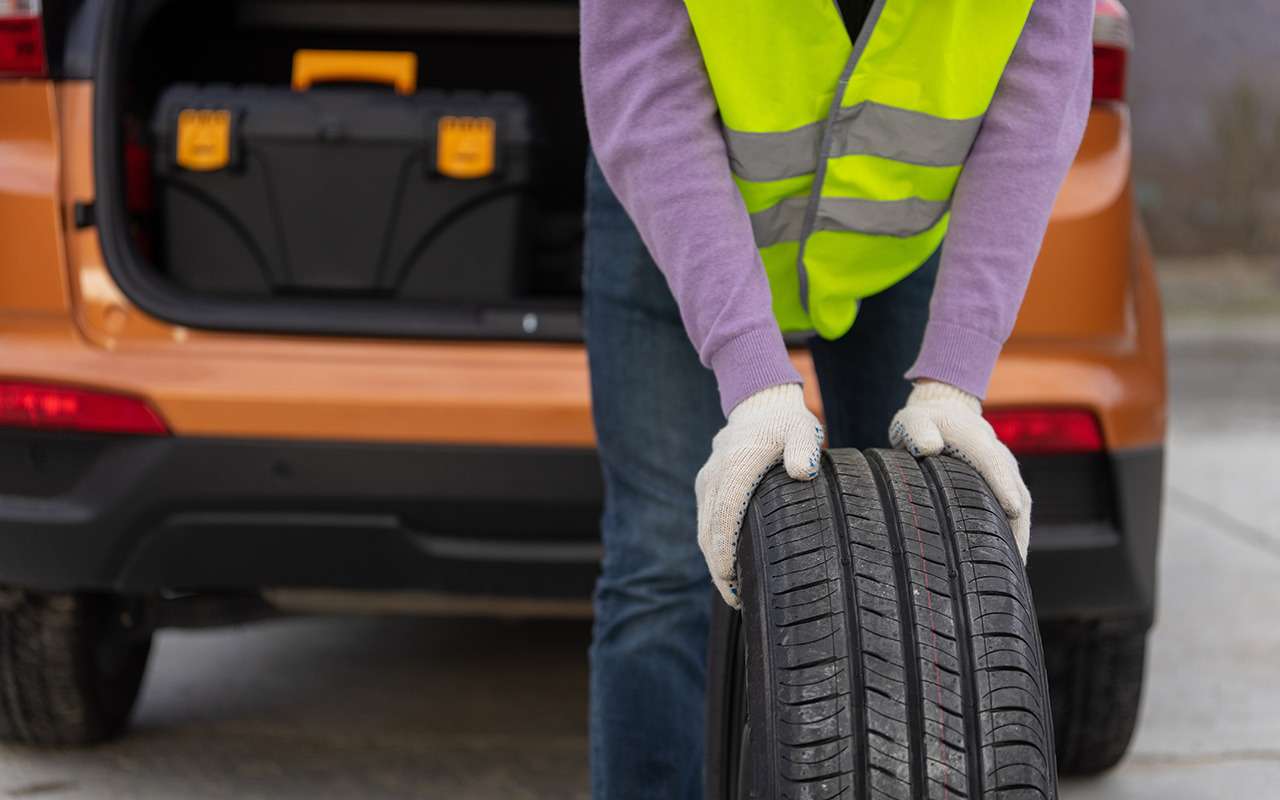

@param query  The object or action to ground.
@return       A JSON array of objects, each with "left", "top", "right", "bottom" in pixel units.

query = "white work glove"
[
  {"left": 889, "top": 380, "right": 1032, "bottom": 561},
  {"left": 696, "top": 384, "right": 824, "bottom": 608}
]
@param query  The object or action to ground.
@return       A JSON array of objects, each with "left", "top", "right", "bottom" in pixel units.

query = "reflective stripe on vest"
[
  {"left": 750, "top": 195, "right": 950, "bottom": 248},
  {"left": 726, "top": 102, "right": 985, "bottom": 184},
  {"left": 683, "top": 0, "right": 1034, "bottom": 338}
]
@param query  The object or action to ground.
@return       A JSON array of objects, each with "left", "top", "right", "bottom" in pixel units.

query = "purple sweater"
[{"left": 581, "top": 1, "right": 1095, "bottom": 414}]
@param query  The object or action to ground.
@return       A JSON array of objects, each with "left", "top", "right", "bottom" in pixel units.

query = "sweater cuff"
[
  {"left": 709, "top": 326, "right": 803, "bottom": 416},
  {"left": 904, "top": 319, "right": 1005, "bottom": 400}
]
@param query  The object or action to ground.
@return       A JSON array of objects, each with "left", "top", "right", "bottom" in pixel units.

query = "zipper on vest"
[
  {"left": 833, "top": 0, "right": 874, "bottom": 41},
  {"left": 797, "top": 0, "right": 885, "bottom": 317}
]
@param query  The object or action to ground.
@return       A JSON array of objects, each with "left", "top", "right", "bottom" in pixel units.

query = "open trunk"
[{"left": 95, "top": 0, "right": 587, "bottom": 340}]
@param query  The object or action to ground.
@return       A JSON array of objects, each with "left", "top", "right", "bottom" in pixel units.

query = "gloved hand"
[
  {"left": 696, "top": 383, "right": 824, "bottom": 608},
  {"left": 889, "top": 380, "right": 1032, "bottom": 561}
]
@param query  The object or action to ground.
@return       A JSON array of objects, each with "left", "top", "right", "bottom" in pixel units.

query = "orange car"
[{"left": 0, "top": 0, "right": 1161, "bottom": 773}]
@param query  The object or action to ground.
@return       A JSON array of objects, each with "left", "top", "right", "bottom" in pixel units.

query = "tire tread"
[
  {"left": 1043, "top": 619, "right": 1146, "bottom": 775},
  {"left": 737, "top": 450, "right": 1058, "bottom": 799},
  {"left": 0, "top": 591, "right": 150, "bottom": 746}
]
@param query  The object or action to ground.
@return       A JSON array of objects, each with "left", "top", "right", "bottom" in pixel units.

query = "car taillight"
[
  {"left": 1093, "top": 0, "right": 1132, "bottom": 102},
  {"left": 0, "top": 0, "right": 45, "bottom": 78},
  {"left": 0, "top": 381, "right": 170, "bottom": 436},
  {"left": 984, "top": 408, "right": 1104, "bottom": 455}
]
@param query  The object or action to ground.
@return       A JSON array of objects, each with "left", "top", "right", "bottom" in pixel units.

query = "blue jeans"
[{"left": 584, "top": 156, "right": 939, "bottom": 799}]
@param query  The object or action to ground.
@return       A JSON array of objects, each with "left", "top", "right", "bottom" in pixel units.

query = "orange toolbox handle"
[{"left": 291, "top": 50, "right": 418, "bottom": 95}]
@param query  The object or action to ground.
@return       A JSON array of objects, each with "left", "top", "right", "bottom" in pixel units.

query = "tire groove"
[
  {"left": 886, "top": 455, "right": 954, "bottom": 800},
  {"left": 823, "top": 452, "right": 869, "bottom": 800},
  {"left": 924, "top": 457, "right": 985, "bottom": 800},
  {"left": 866, "top": 451, "right": 925, "bottom": 800}
]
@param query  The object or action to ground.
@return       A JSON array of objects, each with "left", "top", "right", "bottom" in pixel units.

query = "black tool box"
[{"left": 150, "top": 63, "right": 532, "bottom": 304}]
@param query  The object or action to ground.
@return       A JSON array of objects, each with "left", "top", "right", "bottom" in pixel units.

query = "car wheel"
[
  {"left": 1042, "top": 619, "right": 1147, "bottom": 775},
  {"left": 0, "top": 590, "right": 152, "bottom": 745},
  {"left": 708, "top": 449, "right": 1058, "bottom": 799}
]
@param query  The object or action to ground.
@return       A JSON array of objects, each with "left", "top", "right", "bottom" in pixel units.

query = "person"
[{"left": 579, "top": 1, "right": 1095, "bottom": 796}]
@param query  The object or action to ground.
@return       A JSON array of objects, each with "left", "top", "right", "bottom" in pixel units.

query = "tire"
[
  {"left": 708, "top": 448, "right": 1057, "bottom": 799},
  {"left": 0, "top": 590, "right": 152, "bottom": 745},
  {"left": 1042, "top": 620, "right": 1147, "bottom": 775}
]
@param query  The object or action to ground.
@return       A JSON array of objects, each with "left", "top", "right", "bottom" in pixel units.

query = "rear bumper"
[
  {"left": 1026, "top": 446, "right": 1162, "bottom": 628},
  {"left": 0, "top": 431, "right": 1161, "bottom": 627},
  {"left": 0, "top": 432, "right": 603, "bottom": 599}
]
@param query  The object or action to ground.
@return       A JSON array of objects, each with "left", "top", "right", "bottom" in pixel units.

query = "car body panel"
[
  {"left": 3, "top": 86, "right": 1164, "bottom": 452},
  {"left": 1016, "top": 105, "right": 1133, "bottom": 341},
  {"left": 0, "top": 81, "right": 71, "bottom": 315}
]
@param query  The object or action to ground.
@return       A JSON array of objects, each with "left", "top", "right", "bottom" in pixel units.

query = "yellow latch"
[
  {"left": 437, "top": 116, "right": 496, "bottom": 180},
  {"left": 175, "top": 109, "right": 232, "bottom": 172}
]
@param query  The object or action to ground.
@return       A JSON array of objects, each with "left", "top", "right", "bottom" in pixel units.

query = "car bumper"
[
  {"left": 1026, "top": 446, "right": 1162, "bottom": 627},
  {"left": 0, "top": 431, "right": 604, "bottom": 600},
  {"left": 0, "top": 430, "right": 1161, "bottom": 627}
]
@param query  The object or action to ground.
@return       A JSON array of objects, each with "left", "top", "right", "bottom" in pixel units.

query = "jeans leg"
[
  {"left": 584, "top": 155, "right": 724, "bottom": 800},
  {"left": 808, "top": 248, "right": 942, "bottom": 448}
]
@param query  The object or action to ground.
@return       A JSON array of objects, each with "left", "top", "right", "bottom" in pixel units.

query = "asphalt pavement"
[{"left": 1, "top": 315, "right": 1278, "bottom": 799}]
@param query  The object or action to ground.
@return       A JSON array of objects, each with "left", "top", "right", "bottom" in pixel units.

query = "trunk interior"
[{"left": 100, "top": 0, "right": 588, "bottom": 340}]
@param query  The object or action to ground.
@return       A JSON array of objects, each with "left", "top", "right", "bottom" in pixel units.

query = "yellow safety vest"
[{"left": 683, "top": 0, "right": 1034, "bottom": 338}]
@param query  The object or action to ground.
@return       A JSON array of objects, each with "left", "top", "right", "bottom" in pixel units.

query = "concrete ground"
[
  {"left": 1062, "top": 315, "right": 1280, "bottom": 799},
  {"left": 1, "top": 315, "right": 1278, "bottom": 798}
]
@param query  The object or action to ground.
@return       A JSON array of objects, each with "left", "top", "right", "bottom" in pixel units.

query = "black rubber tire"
[
  {"left": 1042, "top": 620, "right": 1147, "bottom": 775},
  {"left": 0, "top": 590, "right": 152, "bottom": 746},
  {"left": 708, "top": 448, "right": 1057, "bottom": 800}
]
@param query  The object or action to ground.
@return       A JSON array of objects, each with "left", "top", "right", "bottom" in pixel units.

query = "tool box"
[{"left": 150, "top": 51, "right": 532, "bottom": 303}]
